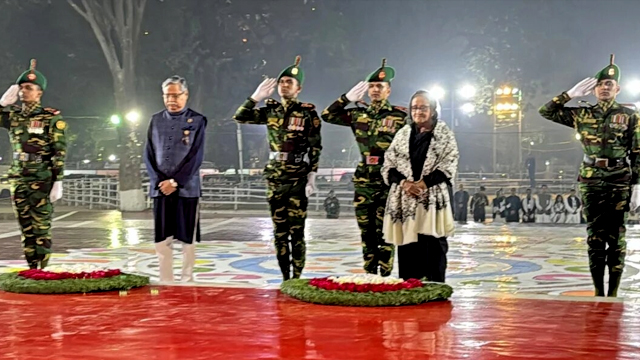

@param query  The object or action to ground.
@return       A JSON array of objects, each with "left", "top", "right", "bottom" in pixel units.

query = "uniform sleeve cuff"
[{"left": 555, "top": 92, "right": 572, "bottom": 104}]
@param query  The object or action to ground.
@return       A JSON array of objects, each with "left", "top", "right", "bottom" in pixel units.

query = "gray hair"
[{"left": 161, "top": 75, "right": 188, "bottom": 92}]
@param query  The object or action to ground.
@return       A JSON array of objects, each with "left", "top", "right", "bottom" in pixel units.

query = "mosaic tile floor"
[{"left": 1, "top": 211, "right": 640, "bottom": 299}]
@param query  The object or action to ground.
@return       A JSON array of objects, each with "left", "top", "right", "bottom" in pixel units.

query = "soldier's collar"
[
  {"left": 368, "top": 99, "right": 391, "bottom": 112},
  {"left": 281, "top": 97, "right": 299, "bottom": 109},
  {"left": 597, "top": 99, "right": 618, "bottom": 112},
  {"left": 21, "top": 102, "right": 41, "bottom": 116}
]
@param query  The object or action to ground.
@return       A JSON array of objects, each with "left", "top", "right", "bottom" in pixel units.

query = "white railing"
[
  {"left": 60, "top": 176, "right": 580, "bottom": 211},
  {"left": 61, "top": 177, "right": 355, "bottom": 211}
]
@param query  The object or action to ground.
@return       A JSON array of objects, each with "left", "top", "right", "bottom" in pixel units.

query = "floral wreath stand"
[
  {"left": 281, "top": 274, "right": 453, "bottom": 307},
  {"left": 0, "top": 265, "right": 149, "bottom": 295}
]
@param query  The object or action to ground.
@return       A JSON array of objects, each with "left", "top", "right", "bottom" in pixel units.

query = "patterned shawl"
[{"left": 381, "top": 121, "right": 459, "bottom": 245}]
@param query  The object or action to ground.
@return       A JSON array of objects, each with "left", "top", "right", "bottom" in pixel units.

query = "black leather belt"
[
  {"left": 583, "top": 156, "right": 627, "bottom": 168},
  {"left": 13, "top": 152, "right": 48, "bottom": 163},
  {"left": 269, "top": 151, "right": 307, "bottom": 164}
]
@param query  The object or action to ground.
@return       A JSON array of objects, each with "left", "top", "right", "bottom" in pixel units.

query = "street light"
[
  {"left": 108, "top": 154, "right": 117, "bottom": 162},
  {"left": 460, "top": 102, "right": 475, "bottom": 114},
  {"left": 627, "top": 79, "right": 640, "bottom": 96},
  {"left": 430, "top": 86, "right": 446, "bottom": 100},
  {"left": 83, "top": 159, "right": 91, "bottom": 164},
  {"left": 125, "top": 110, "right": 141, "bottom": 124},
  {"left": 458, "top": 85, "right": 476, "bottom": 99},
  {"left": 575, "top": 133, "right": 581, "bottom": 140},
  {"left": 110, "top": 114, "right": 121, "bottom": 125}
]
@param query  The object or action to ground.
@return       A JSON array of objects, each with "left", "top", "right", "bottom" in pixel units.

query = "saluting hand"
[
  {"left": 0, "top": 84, "right": 19, "bottom": 107},
  {"left": 346, "top": 81, "right": 369, "bottom": 102},
  {"left": 566, "top": 77, "right": 598, "bottom": 99},
  {"left": 250, "top": 78, "right": 277, "bottom": 103}
]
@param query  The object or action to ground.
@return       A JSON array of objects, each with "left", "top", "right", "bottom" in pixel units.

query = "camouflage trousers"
[
  {"left": 266, "top": 178, "right": 308, "bottom": 280},
  {"left": 11, "top": 180, "right": 54, "bottom": 269},
  {"left": 354, "top": 184, "right": 394, "bottom": 276},
  {"left": 579, "top": 184, "right": 629, "bottom": 297}
]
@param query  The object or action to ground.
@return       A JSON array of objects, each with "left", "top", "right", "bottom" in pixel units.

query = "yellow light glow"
[{"left": 110, "top": 228, "right": 121, "bottom": 249}]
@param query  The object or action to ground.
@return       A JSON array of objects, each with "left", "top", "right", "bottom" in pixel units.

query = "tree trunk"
[
  {"left": 115, "top": 24, "right": 145, "bottom": 211},
  {"left": 66, "top": 0, "right": 147, "bottom": 211},
  {"left": 114, "top": 75, "right": 145, "bottom": 211}
]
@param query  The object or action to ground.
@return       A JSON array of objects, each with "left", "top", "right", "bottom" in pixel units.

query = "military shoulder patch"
[
  {"left": 265, "top": 98, "right": 280, "bottom": 106},
  {"left": 300, "top": 102, "right": 315, "bottom": 110},
  {"left": 393, "top": 105, "right": 408, "bottom": 113},
  {"left": 44, "top": 107, "right": 61, "bottom": 115},
  {"left": 3, "top": 104, "right": 19, "bottom": 112},
  {"left": 55, "top": 120, "right": 66, "bottom": 130}
]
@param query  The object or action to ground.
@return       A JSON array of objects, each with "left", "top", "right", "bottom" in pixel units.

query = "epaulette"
[
  {"left": 577, "top": 100, "right": 594, "bottom": 108},
  {"left": 2, "top": 104, "right": 19, "bottom": 112},
  {"left": 620, "top": 103, "right": 638, "bottom": 112},
  {"left": 393, "top": 105, "right": 408, "bottom": 113},
  {"left": 300, "top": 102, "right": 315, "bottom": 110},
  {"left": 43, "top": 107, "right": 61, "bottom": 115},
  {"left": 265, "top": 98, "right": 280, "bottom": 107},
  {"left": 355, "top": 100, "right": 368, "bottom": 108}
]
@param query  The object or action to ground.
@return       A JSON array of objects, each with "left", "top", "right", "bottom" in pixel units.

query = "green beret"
[
  {"left": 16, "top": 59, "right": 47, "bottom": 90},
  {"left": 595, "top": 54, "right": 620, "bottom": 82},
  {"left": 366, "top": 58, "right": 395, "bottom": 83},
  {"left": 278, "top": 55, "right": 304, "bottom": 85}
]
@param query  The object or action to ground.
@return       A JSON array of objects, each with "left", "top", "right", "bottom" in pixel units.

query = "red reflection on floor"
[{"left": 0, "top": 287, "right": 637, "bottom": 360}]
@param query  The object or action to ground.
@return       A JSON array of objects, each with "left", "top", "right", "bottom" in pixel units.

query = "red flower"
[
  {"left": 309, "top": 277, "right": 424, "bottom": 293},
  {"left": 18, "top": 268, "right": 123, "bottom": 281}
]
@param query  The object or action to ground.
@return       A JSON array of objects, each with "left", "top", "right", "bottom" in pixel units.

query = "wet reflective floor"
[
  {"left": 1, "top": 286, "right": 638, "bottom": 359},
  {"left": 2, "top": 208, "right": 640, "bottom": 358}
]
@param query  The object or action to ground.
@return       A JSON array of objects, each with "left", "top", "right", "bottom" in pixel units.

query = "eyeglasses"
[
  {"left": 410, "top": 106, "right": 430, "bottom": 112},
  {"left": 162, "top": 92, "right": 185, "bottom": 99}
]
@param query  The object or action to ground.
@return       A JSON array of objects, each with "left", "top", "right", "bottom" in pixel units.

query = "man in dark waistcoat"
[{"left": 144, "top": 75, "right": 207, "bottom": 283}]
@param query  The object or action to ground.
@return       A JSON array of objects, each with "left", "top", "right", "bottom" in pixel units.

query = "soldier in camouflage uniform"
[
  {"left": 233, "top": 56, "right": 322, "bottom": 280},
  {"left": 0, "top": 59, "right": 66, "bottom": 269},
  {"left": 321, "top": 59, "right": 407, "bottom": 276},
  {"left": 539, "top": 54, "right": 640, "bottom": 297}
]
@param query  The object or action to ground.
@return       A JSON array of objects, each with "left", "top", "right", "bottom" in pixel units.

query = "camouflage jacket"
[
  {"left": 321, "top": 95, "right": 407, "bottom": 186},
  {"left": 539, "top": 93, "right": 640, "bottom": 187},
  {"left": 233, "top": 98, "right": 322, "bottom": 182},
  {"left": 0, "top": 104, "right": 66, "bottom": 182}
]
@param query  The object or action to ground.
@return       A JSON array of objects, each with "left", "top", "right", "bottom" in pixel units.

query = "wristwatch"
[{"left": 169, "top": 179, "right": 178, "bottom": 188}]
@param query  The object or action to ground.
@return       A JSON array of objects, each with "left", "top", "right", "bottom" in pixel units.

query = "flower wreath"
[
  {"left": 0, "top": 264, "right": 149, "bottom": 294},
  {"left": 281, "top": 274, "right": 452, "bottom": 307}
]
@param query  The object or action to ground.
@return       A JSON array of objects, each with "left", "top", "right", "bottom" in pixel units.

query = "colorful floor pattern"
[{"left": 2, "top": 214, "right": 640, "bottom": 299}]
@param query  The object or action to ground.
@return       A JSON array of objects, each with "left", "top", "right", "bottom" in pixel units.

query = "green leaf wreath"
[
  {"left": 0, "top": 272, "right": 150, "bottom": 294},
  {"left": 281, "top": 279, "right": 453, "bottom": 306}
]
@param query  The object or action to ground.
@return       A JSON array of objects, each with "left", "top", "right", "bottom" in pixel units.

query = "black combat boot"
[
  {"left": 607, "top": 269, "right": 623, "bottom": 297},
  {"left": 590, "top": 265, "right": 606, "bottom": 296}
]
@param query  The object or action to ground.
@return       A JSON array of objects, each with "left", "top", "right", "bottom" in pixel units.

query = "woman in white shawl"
[{"left": 381, "top": 90, "right": 459, "bottom": 282}]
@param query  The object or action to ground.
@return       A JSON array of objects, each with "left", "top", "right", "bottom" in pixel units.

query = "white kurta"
[
  {"left": 565, "top": 195, "right": 582, "bottom": 224},
  {"left": 535, "top": 194, "right": 552, "bottom": 223},
  {"left": 521, "top": 196, "right": 536, "bottom": 222}
]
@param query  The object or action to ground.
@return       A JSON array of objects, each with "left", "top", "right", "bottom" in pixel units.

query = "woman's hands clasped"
[{"left": 401, "top": 179, "right": 426, "bottom": 197}]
